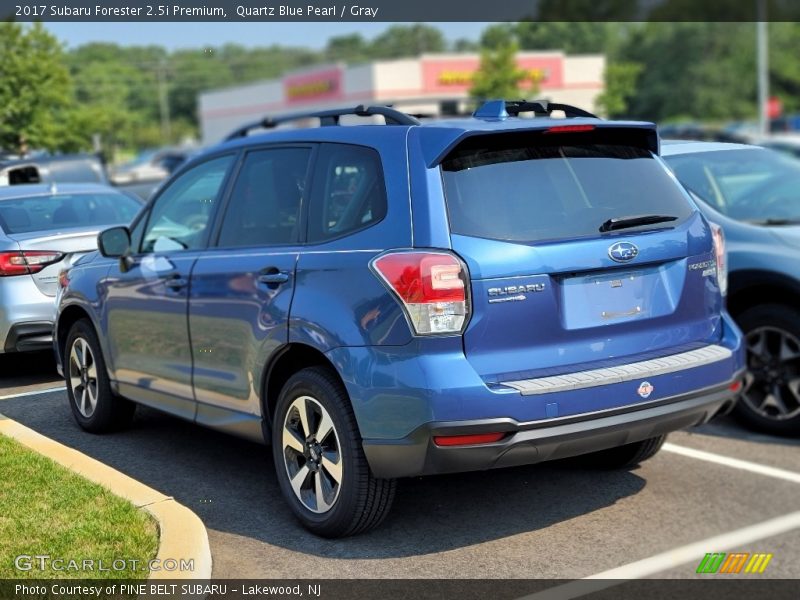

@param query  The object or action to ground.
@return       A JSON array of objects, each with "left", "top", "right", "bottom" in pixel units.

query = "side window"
[
  {"left": 141, "top": 155, "right": 234, "bottom": 253},
  {"left": 308, "top": 144, "right": 387, "bottom": 243},
  {"left": 217, "top": 148, "right": 311, "bottom": 248}
]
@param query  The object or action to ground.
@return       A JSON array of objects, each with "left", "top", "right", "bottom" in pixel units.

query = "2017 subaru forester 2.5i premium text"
[{"left": 54, "top": 101, "right": 745, "bottom": 537}]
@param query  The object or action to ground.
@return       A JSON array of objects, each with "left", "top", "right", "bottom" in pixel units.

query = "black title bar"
[{"left": 3, "top": 0, "right": 800, "bottom": 22}]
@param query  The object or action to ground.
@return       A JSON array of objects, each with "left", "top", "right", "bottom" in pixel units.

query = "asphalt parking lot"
[{"left": 1, "top": 352, "right": 799, "bottom": 585}]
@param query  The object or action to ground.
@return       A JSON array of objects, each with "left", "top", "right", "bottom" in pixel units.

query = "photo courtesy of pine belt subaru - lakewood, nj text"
[{"left": 54, "top": 100, "right": 745, "bottom": 537}]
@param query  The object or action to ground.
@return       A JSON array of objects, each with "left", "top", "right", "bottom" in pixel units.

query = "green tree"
[
  {"left": 769, "top": 22, "right": 800, "bottom": 115},
  {"left": 514, "top": 22, "right": 613, "bottom": 54},
  {"left": 452, "top": 38, "right": 479, "bottom": 52},
  {"left": 370, "top": 25, "right": 446, "bottom": 59},
  {"left": 326, "top": 34, "right": 370, "bottom": 62},
  {"left": 479, "top": 24, "right": 516, "bottom": 50},
  {"left": 597, "top": 62, "right": 643, "bottom": 117},
  {"left": 469, "top": 42, "right": 527, "bottom": 101},
  {"left": 0, "top": 22, "right": 73, "bottom": 153},
  {"left": 618, "top": 23, "right": 758, "bottom": 122}
]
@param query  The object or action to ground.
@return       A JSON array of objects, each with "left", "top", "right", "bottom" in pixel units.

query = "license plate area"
[{"left": 560, "top": 267, "right": 671, "bottom": 330}]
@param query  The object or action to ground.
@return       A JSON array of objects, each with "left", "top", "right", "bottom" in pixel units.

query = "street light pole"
[
  {"left": 157, "top": 58, "right": 172, "bottom": 143},
  {"left": 757, "top": 0, "right": 768, "bottom": 138}
]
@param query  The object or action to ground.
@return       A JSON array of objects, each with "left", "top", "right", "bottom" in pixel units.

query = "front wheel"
[
  {"left": 65, "top": 319, "right": 135, "bottom": 433},
  {"left": 272, "top": 367, "right": 395, "bottom": 538},
  {"left": 735, "top": 304, "right": 800, "bottom": 436}
]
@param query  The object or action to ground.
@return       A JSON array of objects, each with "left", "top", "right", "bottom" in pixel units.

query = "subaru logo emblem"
[{"left": 608, "top": 241, "right": 639, "bottom": 263}]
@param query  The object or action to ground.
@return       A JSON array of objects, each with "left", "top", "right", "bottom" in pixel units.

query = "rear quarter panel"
[{"left": 289, "top": 133, "right": 415, "bottom": 351}]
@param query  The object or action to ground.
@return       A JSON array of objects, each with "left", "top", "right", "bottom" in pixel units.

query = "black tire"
[
  {"left": 272, "top": 366, "right": 396, "bottom": 538},
  {"left": 734, "top": 304, "right": 800, "bottom": 436},
  {"left": 65, "top": 319, "right": 135, "bottom": 433},
  {"left": 568, "top": 435, "right": 667, "bottom": 469}
]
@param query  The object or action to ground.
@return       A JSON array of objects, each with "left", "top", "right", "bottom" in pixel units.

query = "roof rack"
[
  {"left": 224, "top": 105, "right": 421, "bottom": 141},
  {"left": 473, "top": 99, "right": 599, "bottom": 120}
]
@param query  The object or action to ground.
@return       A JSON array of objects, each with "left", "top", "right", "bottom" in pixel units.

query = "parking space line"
[
  {"left": 663, "top": 442, "right": 800, "bottom": 485},
  {"left": 520, "top": 510, "right": 800, "bottom": 599},
  {"left": 0, "top": 386, "right": 66, "bottom": 400}
]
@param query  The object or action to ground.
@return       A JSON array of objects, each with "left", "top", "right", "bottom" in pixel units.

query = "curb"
[{"left": 0, "top": 412, "right": 212, "bottom": 581}]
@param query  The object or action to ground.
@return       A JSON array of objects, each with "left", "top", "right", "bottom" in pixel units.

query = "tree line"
[{"left": 2, "top": 22, "right": 799, "bottom": 158}]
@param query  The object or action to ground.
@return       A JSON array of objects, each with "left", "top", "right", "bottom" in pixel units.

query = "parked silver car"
[
  {"left": 109, "top": 148, "right": 193, "bottom": 185},
  {"left": 0, "top": 183, "right": 141, "bottom": 353},
  {"left": 0, "top": 154, "right": 109, "bottom": 186}
]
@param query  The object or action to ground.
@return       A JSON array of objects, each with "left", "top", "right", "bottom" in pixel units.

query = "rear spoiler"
[{"left": 421, "top": 122, "right": 660, "bottom": 168}]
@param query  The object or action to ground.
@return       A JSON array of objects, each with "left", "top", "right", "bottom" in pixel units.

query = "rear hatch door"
[{"left": 439, "top": 126, "right": 724, "bottom": 388}]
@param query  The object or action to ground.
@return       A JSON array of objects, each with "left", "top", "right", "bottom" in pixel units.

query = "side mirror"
[{"left": 98, "top": 226, "right": 131, "bottom": 258}]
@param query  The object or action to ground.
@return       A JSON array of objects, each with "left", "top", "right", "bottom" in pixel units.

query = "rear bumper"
[
  {"left": 3, "top": 321, "right": 53, "bottom": 353},
  {"left": 362, "top": 374, "right": 743, "bottom": 478},
  {"left": 0, "top": 274, "right": 56, "bottom": 353}
]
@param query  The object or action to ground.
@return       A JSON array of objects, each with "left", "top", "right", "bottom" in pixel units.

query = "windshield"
[
  {"left": 441, "top": 134, "right": 693, "bottom": 243},
  {"left": 664, "top": 148, "right": 800, "bottom": 223},
  {"left": 0, "top": 193, "right": 141, "bottom": 234}
]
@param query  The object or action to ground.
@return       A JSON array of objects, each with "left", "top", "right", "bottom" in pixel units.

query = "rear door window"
[
  {"left": 307, "top": 143, "right": 387, "bottom": 243},
  {"left": 441, "top": 132, "right": 693, "bottom": 243}
]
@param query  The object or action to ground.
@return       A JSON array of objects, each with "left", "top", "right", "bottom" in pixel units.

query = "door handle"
[
  {"left": 257, "top": 271, "right": 290, "bottom": 285},
  {"left": 164, "top": 275, "right": 188, "bottom": 291}
]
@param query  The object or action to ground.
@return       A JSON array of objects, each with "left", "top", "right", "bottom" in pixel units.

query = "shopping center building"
[{"left": 198, "top": 51, "right": 606, "bottom": 144}]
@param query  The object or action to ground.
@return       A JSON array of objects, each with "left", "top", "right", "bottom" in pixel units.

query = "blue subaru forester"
[{"left": 55, "top": 101, "right": 745, "bottom": 537}]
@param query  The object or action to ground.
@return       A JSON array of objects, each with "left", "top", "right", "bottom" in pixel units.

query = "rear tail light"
[
  {"left": 709, "top": 222, "right": 728, "bottom": 296},
  {"left": 372, "top": 251, "right": 469, "bottom": 335},
  {"left": 0, "top": 251, "right": 63, "bottom": 277},
  {"left": 434, "top": 432, "right": 505, "bottom": 447}
]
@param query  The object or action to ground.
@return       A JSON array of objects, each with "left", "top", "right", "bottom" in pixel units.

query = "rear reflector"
[
  {"left": 372, "top": 251, "right": 469, "bottom": 335},
  {"left": 433, "top": 432, "right": 505, "bottom": 447},
  {"left": 0, "top": 251, "right": 63, "bottom": 277},
  {"left": 544, "top": 125, "right": 596, "bottom": 134},
  {"left": 730, "top": 380, "right": 742, "bottom": 393}
]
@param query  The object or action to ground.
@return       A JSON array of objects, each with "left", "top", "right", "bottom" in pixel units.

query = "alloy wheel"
[
  {"left": 742, "top": 326, "right": 800, "bottom": 421},
  {"left": 282, "top": 395, "right": 343, "bottom": 513},
  {"left": 69, "top": 337, "right": 99, "bottom": 418}
]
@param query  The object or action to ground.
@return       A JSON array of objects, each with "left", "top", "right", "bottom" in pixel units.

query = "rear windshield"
[
  {"left": 47, "top": 160, "right": 105, "bottom": 184},
  {"left": 441, "top": 132, "right": 693, "bottom": 243},
  {"left": 0, "top": 193, "right": 141, "bottom": 234}
]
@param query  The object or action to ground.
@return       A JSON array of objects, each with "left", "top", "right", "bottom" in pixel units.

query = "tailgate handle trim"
[{"left": 503, "top": 345, "right": 733, "bottom": 395}]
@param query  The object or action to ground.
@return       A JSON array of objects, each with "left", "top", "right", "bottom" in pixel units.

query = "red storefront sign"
[
  {"left": 284, "top": 68, "right": 344, "bottom": 105},
  {"left": 422, "top": 56, "right": 564, "bottom": 94}
]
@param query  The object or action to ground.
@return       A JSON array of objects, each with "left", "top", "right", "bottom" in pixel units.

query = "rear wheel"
[
  {"left": 272, "top": 367, "right": 396, "bottom": 537},
  {"left": 569, "top": 435, "right": 667, "bottom": 469},
  {"left": 65, "top": 319, "right": 135, "bottom": 433},
  {"left": 735, "top": 304, "right": 800, "bottom": 436}
]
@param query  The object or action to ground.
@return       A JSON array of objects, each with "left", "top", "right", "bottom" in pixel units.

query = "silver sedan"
[{"left": 0, "top": 183, "right": 142, "bottom": 353}]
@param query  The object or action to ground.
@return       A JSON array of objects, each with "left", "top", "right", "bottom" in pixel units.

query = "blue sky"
[{"left": 45, "top": 22, "right": 491, "bottom": 50}]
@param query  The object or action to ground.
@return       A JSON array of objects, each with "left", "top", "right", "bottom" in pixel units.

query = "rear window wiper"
[{"left": 599, "top": 214, "right": 678, "bottom": 233}]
